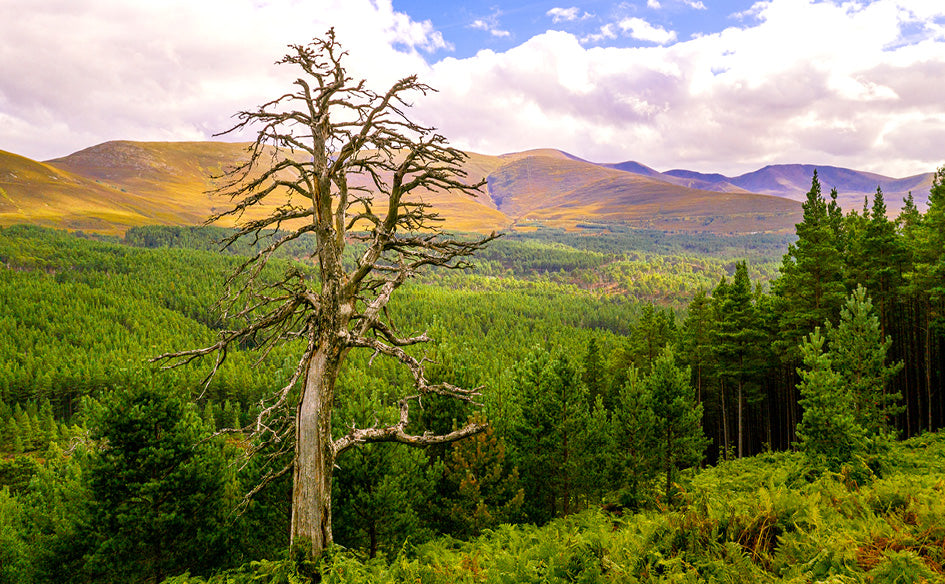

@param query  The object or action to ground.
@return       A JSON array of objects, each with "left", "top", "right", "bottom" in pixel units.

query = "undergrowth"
[{"left": 165, "top": 432, "right": 945, "bottom": 583}]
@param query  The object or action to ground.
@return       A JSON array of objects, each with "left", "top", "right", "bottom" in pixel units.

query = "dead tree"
[{"left": 154, "top": 30, "right": 497, "bottom": 557}]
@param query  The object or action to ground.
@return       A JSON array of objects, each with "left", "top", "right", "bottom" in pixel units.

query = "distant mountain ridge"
[
  {"left": 0, "top": 140, "right": 933, "bottom": 235},
  {"left": 608, "top": 161, "right": 933, "bottom": 211}
]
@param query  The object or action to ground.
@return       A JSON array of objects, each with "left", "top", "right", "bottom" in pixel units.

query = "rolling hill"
[{"left": 6, "top": 140, "right": 926, "bottom": 236}]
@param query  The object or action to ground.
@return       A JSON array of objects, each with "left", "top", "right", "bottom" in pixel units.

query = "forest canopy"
[{"left": 0, "top": 163, "right": 943, "bottom": 582}]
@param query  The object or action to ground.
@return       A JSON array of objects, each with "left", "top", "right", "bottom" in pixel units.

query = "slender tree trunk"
[
  {"left": 737, "top": 380, "right": 744, "bottom": 459},
  {"left": 369, "top": 521, "right": 378, "bottom": 559},
  {"left": 720, "top": 380, "right": 730, "bottom": 460},
  {"left": 291, "top": 344, "right": 341, "bottom": 555},
  {"left": 665, "top": 426, "right": 674, "bottom": 504},
  {"left": 936, "top": 335, "right": 945, "bottom": 428},
  {"left": 765, "top": 388, "right": 772, "bottom": 450},
  {"left": 926, "top": 314, "right": 932, "bottom": 432}
]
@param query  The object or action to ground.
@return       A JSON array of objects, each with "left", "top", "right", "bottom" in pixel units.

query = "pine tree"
[
  {"left": 511, "top": 347, "right": 590, "bottom": 522},
  {"left": 582, "top": 337, "right": 608, "bottom": 408},
  {"left": 849, "top": 188, "right": 906, "bottom": 333},
  {"left": 580, "top": 395, "right": 614, "bottom": 502},
  {"left": 38, "top": 399, "right": 58, "bottom": 447},
  {"left": 439, "top": 415, "right": 524, "bottom": 538},
  {"left": 774, "top": 171, "right": 846, "bottom": 361},
  {"left": 713, "top": 261, "right": 763, "bottom": 458},
  {"left": 681, "top": 288, "right": 714, "bottom": 406},
  {"left": 903, "top": 166, "right": 945, "bottom": 431},
  {"left": 630, "top": 304, "right": 661, "bottom": 372},
  {"left": 646, "top": 347, "right": 707, "bottom": 504},
  {"left": 829, "top": 287, "right": 904, "bottom": 435},
  {"left": 332, "top": 443, "right": 438, "bottom": 558},
  {"left": 612, "top": 364, "right": 656, "bottom": 510},
  {"left": 795, "top": 329, "right": 866, "bottom": 473},
  {"left": 2, "top": 417, "right": 18, "bottom": 452},
  {"left": 81, "top": 380, "right": 229, "bottom": 583}
]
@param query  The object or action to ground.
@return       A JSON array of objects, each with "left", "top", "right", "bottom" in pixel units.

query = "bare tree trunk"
[
  {"left": 369, "top": 522, "right": 378, "bottom": 559},
  {"left": 926, "top": 314, "right": 932, "bottom": 432},
  {"left": 664, "top": 425, "right": 674, "bottom": 504},
  {"left": 765, "top": 389, "right": 772, "bottom": 450},
  {"left": 290, "top": 345, "right": 340, "bottom": 553},
  {"left": 720, "top": 379, "right": 730, "bottom": 460},
  {"left": 737, "top": 381, "right": 743, "bottom": 459}
]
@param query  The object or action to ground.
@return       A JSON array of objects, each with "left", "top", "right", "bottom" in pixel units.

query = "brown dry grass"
[{"left": 2, "top": 142, "right": 802, "bottom": 235}]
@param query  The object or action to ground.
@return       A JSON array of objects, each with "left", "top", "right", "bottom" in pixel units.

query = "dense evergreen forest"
[{"left": 1, "top": 167, "right": 944, "bottom": 582}]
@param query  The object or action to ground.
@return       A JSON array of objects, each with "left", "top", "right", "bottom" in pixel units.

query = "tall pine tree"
[
  {"left": 826, "top": 286, "right": 903, "bottom": 435},
  {"left": 713, "top": 261, "right": 763, "bottom": 458},
  {"left": 646, "top": 347, "right": 707, "bottom": 505},
  {"left": 774, "top": 171, "right": 846, "bottom": 362}
]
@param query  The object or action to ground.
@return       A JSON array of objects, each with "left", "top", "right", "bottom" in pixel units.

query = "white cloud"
[
  {"left": 0, "top": 0, "right": 446, "bottom": 160},
  {"left": 547, "top": 7, "right": 578, "bottom": 23},
  {"left": 422, "top": 0, "right": 945, "bottom": 177},
  {"left": 469, "top": 11, "right": 511, "bottom": 38},
  {"left": 581, "top": 24, "right": 619, "bottom": 44},
  {"left": 3, "top": 0, "right": 945, "bottom": 180},
  {"left": 618, "top": 17, "right": 678, "bottom": 45},
  {"left": 547, "top": 7, "right": 593, "bottom": 23},
  {"left": 649, "top": 0, "right": 707, "bottom": 10},
  {"left": 471, "top": 19, "right": 511, "bottom": 38}
]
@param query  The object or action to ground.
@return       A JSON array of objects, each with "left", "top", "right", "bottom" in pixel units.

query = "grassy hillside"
[
  {"left": 1, "top": 141, "right": 804, "bottom": 235},
  {"left": 0, "top": 150, "right": 169, "bottom": 231},
  {"left": 487, "top": 154, "right": 802, "bottom": 233}
]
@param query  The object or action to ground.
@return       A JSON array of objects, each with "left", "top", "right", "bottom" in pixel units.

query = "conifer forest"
[{"left": 0, "top": 165, "right": 944, "bottom": 582}]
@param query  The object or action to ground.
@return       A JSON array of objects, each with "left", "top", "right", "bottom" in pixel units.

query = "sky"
[{"left": 1, "top": 0, "right": 944, "bottom": 177}]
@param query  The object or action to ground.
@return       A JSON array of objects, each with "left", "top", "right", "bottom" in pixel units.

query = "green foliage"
[
  {"left": 509, "top": 347, "right": 591, "bottom": 522},
  {"left": 0, "top": 456, "right": 40, "bottom": 495},
  {"left": 773, "top": 171, "right": 846, "bottom": 362},
  {"left": 171, "top": 431, "right": 945, "bottom": 583},
  {"left": 796, "top": 287, "right": 905, "bottom": 478},
  {"left": 0, "top": 488, "right": 32, "bottom": 584},
  {"left": 438, "top": 416, "right": 524, "bottom": 538},
  {"left": 712, "top": 261, "right": 765, "bottom": 458},
  {"left": 826, "top": 285, "right": 904, "bottom": 435},
  {"left": 3, "top": 211, "right": 945, "bottom": 579},
  {"left": 795, "top": 328, "right": 868, "bottom": 475},
  {"left": 611, "top": 365, "right": 656, "bottom": 510},
  {"left": 79, "top": 379, "right": 231, "bottom": 583},
  {"left": 333, "top": 443, "right": 440, "bottom": 558},
  {"left": 646, "top": 347, "right": 708, "bottom": 504}
]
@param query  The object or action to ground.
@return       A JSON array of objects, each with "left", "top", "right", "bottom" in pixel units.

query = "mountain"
[
  {"left": 598, "top": 160, "right": 662, "bottom": 177},
  {"left": 487, "top": 154, "right": 799, "bottom": 232},
  {"left": 15, "top": 140, "right": 917, "bottom": 235},
  {"left": 649, "top": 164, "right": 933, "bottom": 211}
]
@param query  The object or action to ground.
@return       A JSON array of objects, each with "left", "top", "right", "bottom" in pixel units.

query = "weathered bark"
[{"left": 290, "top": 345, "right": 341, "bottom": 551}]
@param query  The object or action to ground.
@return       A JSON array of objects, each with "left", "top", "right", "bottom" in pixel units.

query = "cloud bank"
[
  {"left": 0, "top": 0, "right": 435, "bottom": 159},
  {"left": 423, "top": 0, "right": 945, "bottom": 176},
  {"left": 1, "top": 0, "right": 944, "bottom": 178}
]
